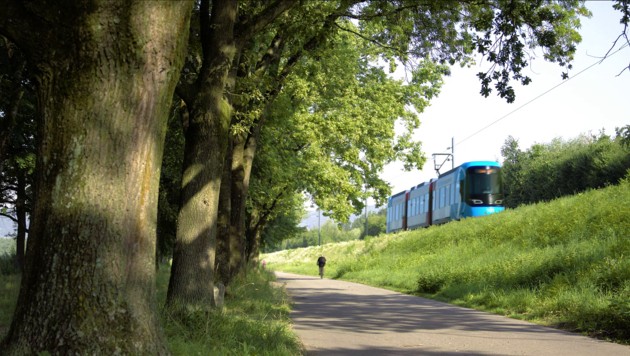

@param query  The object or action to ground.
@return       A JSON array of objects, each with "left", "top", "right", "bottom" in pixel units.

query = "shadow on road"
[
  {"left": 275, "top": 272, "right": 630, "bottom": 355},
  {"left": 276, "top": 273, "right": 582, "bottom": 341}
]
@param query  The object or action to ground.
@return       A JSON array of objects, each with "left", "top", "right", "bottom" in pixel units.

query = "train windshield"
[
  {"left": 466, "top": 166, "right": 503, "bottom": 196},
  {"left": 466, "top": 167, "right": 503, "bottom": 205}
]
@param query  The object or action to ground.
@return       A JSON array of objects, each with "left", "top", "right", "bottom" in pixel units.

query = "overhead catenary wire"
[{"left": 455, "top": 42, "right": 629, "bottom": 148}]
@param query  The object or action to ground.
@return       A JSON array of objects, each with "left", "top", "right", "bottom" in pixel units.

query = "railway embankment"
[{"left": 264, "top": 176, "right": 630, "bottom": 344}]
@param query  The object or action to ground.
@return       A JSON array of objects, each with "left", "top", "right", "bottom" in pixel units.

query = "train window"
[
  {"left": 442, "top": 187, "right": 447, "bottom": 207},
  {"left": 445, "top": 186, "right": 450, "bottom": 206},
  {"left": 467, "top": 167, "right": 503, "bottom": 195},
  {"left": 413, "top": 198, "right": 417, "bottom": 216},
  {"left": 464, "top": 166, "right": 504, "bottom": 207}
]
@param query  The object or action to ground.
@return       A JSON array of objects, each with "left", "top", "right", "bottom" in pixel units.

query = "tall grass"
[{"left": 264, "top": 178, "right": 630, "bottom": 343}]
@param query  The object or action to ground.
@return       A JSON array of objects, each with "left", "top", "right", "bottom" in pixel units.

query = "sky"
[{"left": 381, "top": 1, "right": 629, "bottom": 197}]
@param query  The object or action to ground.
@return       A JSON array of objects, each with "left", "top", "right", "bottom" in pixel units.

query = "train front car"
[{"left": 460, "top": 161, "right": 505, "bottom": 218}]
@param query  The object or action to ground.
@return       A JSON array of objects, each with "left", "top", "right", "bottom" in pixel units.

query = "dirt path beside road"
[{"left": 275, "top": 272, "right": 630, "bottom": 355}]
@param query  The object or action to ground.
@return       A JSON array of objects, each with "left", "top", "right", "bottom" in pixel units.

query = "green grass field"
[{"left": 264, "top": 177, "right": 630, "bottom": 344}]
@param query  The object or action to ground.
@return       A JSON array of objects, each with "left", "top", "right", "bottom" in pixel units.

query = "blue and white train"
[{"left": 386, "top": 161, "right": 505, "bottom": 233}]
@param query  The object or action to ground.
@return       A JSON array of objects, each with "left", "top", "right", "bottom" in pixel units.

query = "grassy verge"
[
  {"left": 158, "top": 267, "right": 303, "bottom": 355},
  {"left": 0, "top": 257, "right": 19, "bottom": 339},
  {"left": 0, "top": 258, "right": 304, "bottom": 355},
  {"left": 263, "top": 178, "right": 630, "bottom": 344}
]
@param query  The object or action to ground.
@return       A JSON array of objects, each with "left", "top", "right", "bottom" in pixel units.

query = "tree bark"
[
  {"left": 0, "top": 1, "right": 193, "bottom": 354},
  {"left": 226, "top": 122, "right": 261, "bottom": 275},
  {"left": 167, "top": 0, "right": 238, "bottom": 308},
  {"left": 228, "top": 133, "right": 247, "bottom": 277},
  {"left": 215, "top": 136, "right": 233, "bottom": 286}
]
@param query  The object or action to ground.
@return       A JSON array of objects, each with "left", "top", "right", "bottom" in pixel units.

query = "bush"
[{"left": 501, "top": 133, "right": 630, "bottom": 207}]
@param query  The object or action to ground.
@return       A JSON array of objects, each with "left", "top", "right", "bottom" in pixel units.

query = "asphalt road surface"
[{"left": 275, "top": 272, "right": 630, "bottom": 356}]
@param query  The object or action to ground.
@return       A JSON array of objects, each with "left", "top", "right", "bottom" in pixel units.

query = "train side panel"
[
  {"left": 431, "top": 170, "right": 460, "bottom": 225},
  {"left": 406, "top": 181, "right": 431, "bottom": 229}
]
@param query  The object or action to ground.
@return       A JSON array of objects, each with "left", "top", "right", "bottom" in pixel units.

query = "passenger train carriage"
[{"left": 386, "top": 161, "right": 504, "bottom": 233}]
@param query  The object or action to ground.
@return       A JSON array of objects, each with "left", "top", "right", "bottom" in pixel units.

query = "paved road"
[{"left": 275, "top": 272, "right": 630, "bottom": 356}]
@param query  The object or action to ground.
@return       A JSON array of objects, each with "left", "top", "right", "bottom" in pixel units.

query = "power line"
[{"left": 455, "top": 43, "right": 629, "bottom": 147}]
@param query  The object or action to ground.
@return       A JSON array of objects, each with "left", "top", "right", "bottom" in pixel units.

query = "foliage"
[
  {"left": 255, "top": 24, "right": 448, "bottom": 224},
  {"left": 350, "top": 209, "right": 387, "bottom": 239},
  {"left": 263, "top": 179, "right": 630, "bottom": 343},
  {"left": 0, "top": 242, "right": 17, "bottom": 275},
  {"left": 0, "top": 36, "right": 35, "bottom": 239},
  {"left": 263, "top": 206, "right": 386, "bottom": 252},
  {"left": 258, "top": 206, "right": 307, "bottom": 253},
  {"left": 501, "top": 131, "right": 630, "bottom": 207},
  {"left": 357, "top": 0, "right": 588, "bottom": 102},
  {"left": 272, "top": 220, "right": 361, "bottom": 252},
  {"left": 0, "top": 238, "right": 14, "bottom": 255},
  {"left": 617, "top": 125, "right": 630, "bottom": 148}
]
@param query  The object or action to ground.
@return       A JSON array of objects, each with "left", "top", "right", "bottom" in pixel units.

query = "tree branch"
[
  {"left": 236, "top": 0, "right": 297, "bottom": 47},
  {"left": 333, "top": 22, "right": 401, "bottom": 52}
]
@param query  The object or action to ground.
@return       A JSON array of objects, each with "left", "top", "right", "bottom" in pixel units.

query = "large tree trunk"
[
  {"left": 0, "top": 1, "right": 193, "bottom": 354},
  {"left": 167, "top": 0, "right": 238, "bottom": 309},
  {"left": 228, "top": 133, "right": 247, "bottom": 277},
  {"left": 227, "top": 126, "right": 260, "bottom": 276},
  {"left": 168, "top": 0, "right": 296, "bottom": 302}
]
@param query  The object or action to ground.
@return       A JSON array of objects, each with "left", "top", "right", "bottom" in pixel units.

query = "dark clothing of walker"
[{"left": 317, "top": 256, "right": 327, "bottom": 279}]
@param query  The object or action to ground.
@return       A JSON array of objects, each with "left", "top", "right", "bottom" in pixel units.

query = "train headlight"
[
  {"left": 494, "top": 200, "right": 503, "bottom": 204},
  {"left": 471, "top": 199, "right": 483, "bottom": 205}
]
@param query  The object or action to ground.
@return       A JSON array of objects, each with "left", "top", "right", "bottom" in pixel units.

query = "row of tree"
[
  {"left": 501, "top": 129, "right": 630, "bottom": 208},
  {"left": 0, "top": 0, "right": 626, "bottom": 353}
]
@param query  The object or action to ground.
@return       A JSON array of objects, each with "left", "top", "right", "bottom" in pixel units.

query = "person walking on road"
[{"left": 317, "top": 256, "right": 327, "bottom": 279}]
